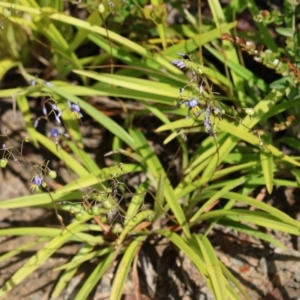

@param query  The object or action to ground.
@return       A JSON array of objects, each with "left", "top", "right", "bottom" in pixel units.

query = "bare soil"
[{"left": 1, "top": 101, "right": 300, "bottom": 300}]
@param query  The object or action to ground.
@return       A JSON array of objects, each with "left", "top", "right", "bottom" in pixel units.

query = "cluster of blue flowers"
[
  {"left": 34, "top": 93, "right": 83, "bottom": 144},
  {"left": 0, "top": 142, "right": 53, "bottom": 193},
  {"left": 171, "top": 53, "right": 224, "bottom": 137},
  {"left": 29, "top": 81, "right": 85, "bottom": 192}
]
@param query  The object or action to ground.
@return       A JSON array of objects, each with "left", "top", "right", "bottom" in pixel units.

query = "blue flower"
[
  {"left": 32, "top": 175, "right": 43, "bottom": 186},
  {"left": 68, "top": 100, "right": 83, "bottom": 120},
  {"left": 30, "top": 175, "right": 44, "bottom": 192},
  {"left": 185, "top": 98, "right": 201, "bottom": 118},
  {"left": 50, "top": 128, "right": 59, "bottom": 139},
  {"left": 50, "top": 128, "right": 60, "bottom": 149},
  {"left": 185, "top": 98, "right": 198, "bottom": 108}
]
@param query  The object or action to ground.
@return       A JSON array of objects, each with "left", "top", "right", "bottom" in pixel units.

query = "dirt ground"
[
  {"left": 1, "top": 100, "right": 300, "bottom": 300},
  {"left": 1, "top": 1, "right": 300, "bottom": 298}
]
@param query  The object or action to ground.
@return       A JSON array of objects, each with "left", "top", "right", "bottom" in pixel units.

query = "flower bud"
[
  {"left": 171, "top": 60, "right": 186, "bottom": 69},
  {"left": 106, "top": 188, "right": 113, "bottom": 194},
  {"left": 75, "top": 212, "right": 83, "bottom": 221},
  {"left": 100, "top": 215, "right": 107, "bottom": 223},
  {"left": 0, "top": 158, "right": 8, "bottom": 168},
  {"left": 34, "top": 119, "right": 39, "bottom": 128},
  {"left": 245, "top": 108, "right": 254, "bottom": 116},
  {"left": 147, "top": 215, "right": 154, "bottom": 222},
  {"left": 91, "top": 206, "right": 100, "bottom": 216},
  {"left": 4, "top": 9, "right": 11, "bottom": 17},
  {"left": 112, "top": 223, "right": 122, "bottom": 234},
  {"left": 103, "top": 200, "right": 112, "bottom": 209},
  {"left": 199, "top": 84, "right": 203, "bottom": 94},
  {"left": 42, "top": 182, "right": 47, "bottom": 188},
  {"left": 48, "top": 170, "right": 57, "bottom": 179},
  {"left": 98, "top": 3, "right": 105, "bottom": 13},
  {"left": 42, "top": 105, "right": 47, "bottom": 116}
]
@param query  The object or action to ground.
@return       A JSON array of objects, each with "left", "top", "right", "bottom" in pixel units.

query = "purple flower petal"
[
  {"left": 55, "top": 115, "right": 61, "bottom": 124},
  {"left": 50, "top": 103, "right": 59, "bottom": 111},
  {"left": 32, "top": 175, "right": 43, "bottom": 186},
  {"left": 71, "top": 103, "right": 80, "bottom": 113},
  {"left": 185, "top": 98, "right": 198, "bottom": 108},
  {"left": 171, "top": 60, "right": 186, "bottom": 69},
  {"left": 42, "top": 105, "right": 47, "bottom": 115},
  {"left": 204, "top": 107, "right": 213, "bottom": 134},
  {"left": 67, "top": 101, "right": 83, "bottom": 119}
]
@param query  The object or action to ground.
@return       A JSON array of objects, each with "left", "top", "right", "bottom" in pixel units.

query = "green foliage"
[{"left": 0, "top": 0, "right": 300, "bottom": 299}]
